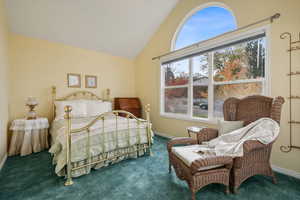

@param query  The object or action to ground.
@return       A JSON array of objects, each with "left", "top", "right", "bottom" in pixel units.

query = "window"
[
  {"left": 212, "top": 38, "right": 266, "bottom": 118},
  {"left": 161, "top": 30, "right": 269, "bottom": 122},
  {"left": 174, "top": 6, "right": 236, "bottom": 50},
  {"left": 161, "top": 5, "right": 269, "bottom": 122}
]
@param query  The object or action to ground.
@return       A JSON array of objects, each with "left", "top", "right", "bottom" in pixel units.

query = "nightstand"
[
  {"left": 186, "top": 126, "right": 206, "bottom": 139},
  {"left": 8, "top": 118, "right": 49, "bottom": 156}
]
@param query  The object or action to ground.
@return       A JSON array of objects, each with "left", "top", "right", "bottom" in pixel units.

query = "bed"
[{"left": 49, "top": 86, "right": 153, "bottom": 186}]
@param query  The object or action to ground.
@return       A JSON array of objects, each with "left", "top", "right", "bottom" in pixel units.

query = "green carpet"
[{"left": 0, "top": 136, "right": 300, "bottom": 200}]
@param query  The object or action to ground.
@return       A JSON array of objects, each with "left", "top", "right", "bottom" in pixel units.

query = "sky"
[{"left": 175, "top": 6, "right": 237, "bottom": 50}]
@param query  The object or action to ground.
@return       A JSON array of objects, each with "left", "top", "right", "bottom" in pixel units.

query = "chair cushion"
[{"left": 172, "top": 145, "right": 223, "bottom": 171}]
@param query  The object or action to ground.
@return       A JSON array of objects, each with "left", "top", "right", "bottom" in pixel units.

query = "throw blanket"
[{"left": 172, "top": 118, "right": 279, "bottom": 166}]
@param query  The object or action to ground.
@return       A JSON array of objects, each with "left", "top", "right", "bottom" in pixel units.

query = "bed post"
[
  {"left": 145, "top": 104, "right": 152, "bottom": 156},
  {"left": 64, "top": 105, "right": 73, "bottom": 186},
  {"left": 52, "top": 86, "right": 56, "bottom": 120}
]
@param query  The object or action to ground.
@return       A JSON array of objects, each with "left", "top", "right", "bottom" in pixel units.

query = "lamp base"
[{"left": 27, "top": 110, "right": 37, "bottom": 120}]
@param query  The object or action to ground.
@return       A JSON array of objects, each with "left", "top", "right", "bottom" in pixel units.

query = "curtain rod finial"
[{"left": 271, "top": 13, "right": 280, "bottom": 22}]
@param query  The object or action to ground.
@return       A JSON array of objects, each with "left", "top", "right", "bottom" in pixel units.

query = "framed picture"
[
  {"left": 85, "top": 75, "right": 97, "bottom": 88},
  {"left": 67, "top": 73, "right": 81, "bottom": 88}
]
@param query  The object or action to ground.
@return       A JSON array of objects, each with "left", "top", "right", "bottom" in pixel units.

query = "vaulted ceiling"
[{"left": 5, "top": 0, "right": 179, "bottom": 58}]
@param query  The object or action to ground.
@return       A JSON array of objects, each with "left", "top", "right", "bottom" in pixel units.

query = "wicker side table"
[{"left": 186, "top": 126, "right": 206, "bottom": 138}]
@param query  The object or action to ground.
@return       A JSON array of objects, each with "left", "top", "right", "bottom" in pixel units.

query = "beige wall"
[
  {"left": 9, "top": 34, "right": 136, "bottom": 121},
  {"left": 0, "top": 0, "right": 9, "bottom": 164},
  {"left": 135, "top": 0, "right": 300, "bottom": 172}
]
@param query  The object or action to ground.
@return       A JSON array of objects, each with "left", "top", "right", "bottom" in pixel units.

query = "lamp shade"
[{"left": 26, "top": 97, "right": 38, "bottom": 106}]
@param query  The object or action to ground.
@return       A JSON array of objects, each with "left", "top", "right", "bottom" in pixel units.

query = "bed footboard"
[{"left": 63, "top": 104, "right": 152, "bottom": 186}]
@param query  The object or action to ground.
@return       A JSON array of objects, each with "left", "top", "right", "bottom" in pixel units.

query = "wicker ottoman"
[{"left": 167, "top": 138, "right": 233, "bottom": 200}]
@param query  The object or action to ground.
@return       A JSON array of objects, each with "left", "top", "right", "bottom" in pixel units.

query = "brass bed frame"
[{"left": 51, "top": 86, "right": 152, "bottom": 186}]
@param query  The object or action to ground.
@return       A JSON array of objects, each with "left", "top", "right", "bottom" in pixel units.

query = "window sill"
[{"left": 160, "top": 113, "right": 218, "bottom": 125}]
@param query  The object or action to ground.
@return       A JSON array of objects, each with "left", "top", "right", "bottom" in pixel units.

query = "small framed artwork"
[
  {"left": 85, "top": 75, "right": 97, "bottom": 88},
  {"left": 67, "top": 73, "right": 81, "bottom": 88}
]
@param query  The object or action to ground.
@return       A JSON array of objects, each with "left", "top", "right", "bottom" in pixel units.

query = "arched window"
[{"left": 173, "top": 6, "right": 237, "bottom": 50}]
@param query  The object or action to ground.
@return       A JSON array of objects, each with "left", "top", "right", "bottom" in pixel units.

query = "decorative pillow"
[
  {"left": 86, "top": 101, "right": 112, "bottom": 117},
  {"left": 55, "top": 100, "right": 87, "bottom": 120},
  {"left": 218, "top": 120, "right": 244, "bottom": 136}
]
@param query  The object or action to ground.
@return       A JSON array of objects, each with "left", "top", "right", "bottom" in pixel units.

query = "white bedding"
[
  {"left": 52, "top": 114, "right": 150, "bottom": 150},
  {"left": 49, "top": 115, "right": 153, "bottom": 176}
]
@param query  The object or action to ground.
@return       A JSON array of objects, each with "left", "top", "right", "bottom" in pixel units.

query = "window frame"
[{"left": 160, "top": 26, "right": 271, "bottom": 124}]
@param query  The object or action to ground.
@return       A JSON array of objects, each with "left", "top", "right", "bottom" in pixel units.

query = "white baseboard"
[
  {"left": 154, "top": 131, "right": 174, "bottom": 139},
  {"left": 272, "top": 164, "right": 300, "bottom": 179},
  {"left": 0, "top": 153, "right": 7, "bottom": 171}
]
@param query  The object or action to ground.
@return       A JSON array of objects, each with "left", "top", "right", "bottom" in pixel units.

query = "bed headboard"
[{"left": 51, "top": 86, "right": 110, "bottom": 120}]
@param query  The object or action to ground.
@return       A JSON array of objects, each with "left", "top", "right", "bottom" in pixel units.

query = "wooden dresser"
[{"left": 114, "top": 98, "right": 142, "bottom": 118}]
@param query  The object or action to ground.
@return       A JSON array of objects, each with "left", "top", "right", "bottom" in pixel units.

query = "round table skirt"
[{"left": 9, "top": 128, "right": 49, "bottom": 156}]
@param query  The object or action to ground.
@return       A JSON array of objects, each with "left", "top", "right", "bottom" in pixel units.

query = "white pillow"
[
  {"left": 81, "top": 99, "right": 103, "bottom": 103},
  {"left": 218, "top": 120, "right": 244, "bottom": 136},
  {"left": 55, "top": 100, "right": 87, "bottom": 120},
  {"left": 86, "top": 101, "right": 112, "bottom": 117}
]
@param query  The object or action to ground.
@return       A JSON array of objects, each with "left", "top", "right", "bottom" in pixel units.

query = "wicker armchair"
[
  {"left": 167, "top": 95, "right": 284, "bottom": 199},
  {"left": 223, "top": 95, "right": 285, "bottom": 193},
  {"left": 193, "top": 95, "right": 284, "bottom": 193}
]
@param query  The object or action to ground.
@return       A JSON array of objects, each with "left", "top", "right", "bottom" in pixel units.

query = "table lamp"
[{"left": 26, "top": 97, "right": 38, "bottom": 120}]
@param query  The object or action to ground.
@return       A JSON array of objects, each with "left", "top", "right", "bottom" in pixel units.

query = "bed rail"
[{"left": 63, "top": 104, "right": 152, "bottom": 186}]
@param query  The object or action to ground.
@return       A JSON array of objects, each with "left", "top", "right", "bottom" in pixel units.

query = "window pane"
[
  {"left": 164, "top": 59, "right": 189, "bottom": 86},
  {"left": 175, "top": 6, "right": 236, "bottom": 50},
  {"left": 213, "top": 38, "right": 265, "bottom": 82},
  {"left": 193, "top": 86, "right": 208, "bottom": 118},
  {"left": 192, "top": 54, "right": 209, "bottom": 118},
  {"left": 214, "top": 82, "right": 262, "bottom": 118},
  {"left": 164, "top": 88, "right": 188, "bottom": 114},
  {"left": 193, "top": 54, "right": 209, "bottom": 85}
]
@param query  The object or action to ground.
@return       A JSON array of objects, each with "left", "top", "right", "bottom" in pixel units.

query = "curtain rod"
[{"left": 152, "top": 13, "right": 280, "bottom": 61}]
